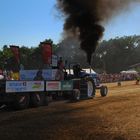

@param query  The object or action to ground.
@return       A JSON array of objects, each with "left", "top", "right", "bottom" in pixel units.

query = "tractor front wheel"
[{"left": 100, "top": 86, "right": 108, "bottom": 97}]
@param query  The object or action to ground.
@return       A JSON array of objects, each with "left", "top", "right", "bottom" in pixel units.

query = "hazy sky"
[{"left": 0, "top": 0, "right": 140, "bottom": 48}]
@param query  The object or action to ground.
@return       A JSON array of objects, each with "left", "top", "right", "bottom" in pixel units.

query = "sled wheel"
[
  {"left": 14, "top": 93, "right": 30, "bottom": 110},
  {"left": 30, "top": 92, "right": 45, "bottom": 107},
  {"left": 43, "top": 94, "right": 49, "bottom": 106}
]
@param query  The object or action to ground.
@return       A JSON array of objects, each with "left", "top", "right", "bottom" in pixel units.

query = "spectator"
[
  {"left": 136, "top": 77, "right": 140, "bottom": 85},
  {"left": 55, "top": 57, "right": 65, "bottom": 80},
  {"left": 57, "top": 57, "right": 65, "bottom": 71},
  {"left": 34, "top": 69, "right": 44, "bottom": 80}
]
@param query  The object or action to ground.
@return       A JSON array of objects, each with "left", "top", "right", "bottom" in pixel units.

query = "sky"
[{"left": 0, "top": 0, "right": 140, "bottom": 48}]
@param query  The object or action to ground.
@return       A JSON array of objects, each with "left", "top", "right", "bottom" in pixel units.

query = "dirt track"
[{"left": 0, "top": 81, "right": 140, "bottom": 140}]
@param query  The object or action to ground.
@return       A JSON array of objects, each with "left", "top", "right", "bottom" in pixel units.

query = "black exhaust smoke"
[{"left": 57, "top": 0, "right": 138, "bottom": 64}]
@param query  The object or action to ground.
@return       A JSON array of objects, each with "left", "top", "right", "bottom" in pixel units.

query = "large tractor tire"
[
  {"left": 30, "top": 92, "right": 45, "bottom": 107},
  {"left": 87, "top": 78, "right": 96, "bottom": 98},
  {"left": 100, "top": 86, "right": 108, "bottom": 97},
  {"left": 14, "top": 93, "right": 30, "bottom": 110}
]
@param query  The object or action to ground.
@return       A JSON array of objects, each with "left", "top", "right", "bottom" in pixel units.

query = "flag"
[
  {"left": 10, "top": 45, "right": 20, "bottom": 64},
  {"left": 41, "top": 43, "right": 52, "bottom": 65}
]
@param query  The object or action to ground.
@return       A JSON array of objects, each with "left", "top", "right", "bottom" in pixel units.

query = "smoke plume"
[{"left": 57, "top": 0, "right": 139, "bottom": 64}]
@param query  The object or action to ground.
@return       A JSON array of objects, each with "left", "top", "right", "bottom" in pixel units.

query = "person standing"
[
  {"left": 34, "top": 69, "right": 44, "bottom": 80},
  {"left": 55, "top": 57, "right": 65, "bottom": 80}
]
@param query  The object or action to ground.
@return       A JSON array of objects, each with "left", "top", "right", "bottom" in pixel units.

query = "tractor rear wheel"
[{"left": 86, "top": 77, "right": 96, "bottom": 98}]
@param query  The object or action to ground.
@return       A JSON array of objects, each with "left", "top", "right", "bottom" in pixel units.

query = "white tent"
[{"left": 120, "top": 70, "right": 138, "bottom": 74}]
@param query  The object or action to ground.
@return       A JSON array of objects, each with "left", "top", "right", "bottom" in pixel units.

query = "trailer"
[
  {"left": 0, "top": 77, "right": 94, "bottom": 109},
  {"left": 0, "top": 70, "right": 108, "bottom": 110}
]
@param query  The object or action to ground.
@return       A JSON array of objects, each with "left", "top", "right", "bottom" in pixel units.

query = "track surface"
[{"left": 0, "top": 81, "right": 140, "bottom": 140}]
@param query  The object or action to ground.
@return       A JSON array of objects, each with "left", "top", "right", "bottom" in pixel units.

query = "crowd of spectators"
[{"left": 98, "top": 73, "right": 139, "bottom": 83}]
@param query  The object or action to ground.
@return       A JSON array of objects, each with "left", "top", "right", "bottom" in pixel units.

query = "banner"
[
  {"left": 10, "top": 45, "right": 20, "bottom": 64},
  {"left": 19, "top": 69, "right": 57, "bottom": 80},
  {"left": 41, "top": 43, "right": 52, "bottom": 65},
  {"left": 6, "top": 81, "right": 44, "bottom": 93},
  {"left": 46, "top": 81, "right": 61, "bottom": 91},
  {"left": 61, "top": 80, "right": 73, "bottom": 91}
]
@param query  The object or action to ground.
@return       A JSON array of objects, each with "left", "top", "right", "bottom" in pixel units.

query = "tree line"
[
  {"left": 0, "top": 39, "right": 58, "bottom": 71},
  {"left": 0, "top": 35, "right": 140, "bottom": 73},
  {"left": 93, "top": 35, "right": 140, "bottom": 73}
]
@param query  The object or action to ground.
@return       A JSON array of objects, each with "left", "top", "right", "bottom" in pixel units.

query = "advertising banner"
[
  {"left": 61, "top": 80, "right": 73, "bottom": 91},
  {"left": 46, "top": 81, "right": 61, "bottom": 91},
  {"left": 20, "top": 69, "right": 57, "bottom": 80},
  {"left": 6, "top": 81, "right": 44, "bottom": 93}
]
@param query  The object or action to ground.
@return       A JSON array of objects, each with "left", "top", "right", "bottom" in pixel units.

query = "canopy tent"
[{"left": 120, "top": 70, "right": 138, "bottom": 74}]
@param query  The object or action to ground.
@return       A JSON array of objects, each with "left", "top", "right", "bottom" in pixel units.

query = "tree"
[{"left": 92, "top": 35, "right": 140, "bottom": 73}]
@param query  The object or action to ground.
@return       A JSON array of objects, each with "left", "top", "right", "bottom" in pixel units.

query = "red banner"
[
  {"left": 41, "top": 43, "right": 52, "bottom": 65},
  {"left": 10, "top": 45, "right": 20, "bottom": 64}
]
